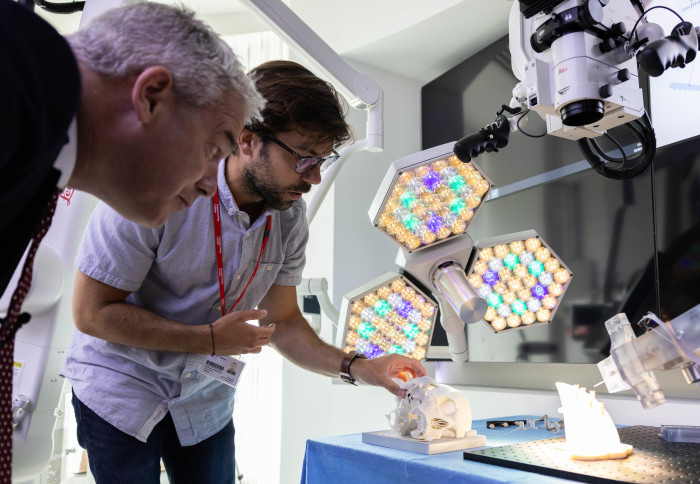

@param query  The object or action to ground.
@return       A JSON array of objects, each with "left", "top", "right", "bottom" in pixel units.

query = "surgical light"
[
  {"left": 336, "top": 272, "right": 438, "bottom": 361},
  {"left": 369, "top": 145, "right": 492, "bottom": 252},
  {"left": 350, "top": 142, "right": 572, "bottom": 362},
  {"left": 363, "top": 142, "right": 490, "bottom": 362},
  {"left": 467, "top": 230, "right": 572, "bottom": 333}
]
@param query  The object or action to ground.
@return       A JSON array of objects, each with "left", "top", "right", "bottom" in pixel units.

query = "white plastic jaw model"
[
  {"left": 387, "top": 376, "right": 472, "bottom": 441},
  {"left": 556, "top": 382, "right": 633, "bottom": 460}
]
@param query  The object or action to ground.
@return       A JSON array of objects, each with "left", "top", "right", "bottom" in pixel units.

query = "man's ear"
[
  {"left": 131, "top": 66, "right": 175, "bottom": 123},
  {"left": 238, "top": 129, "right": 257, "bottom": 156}
]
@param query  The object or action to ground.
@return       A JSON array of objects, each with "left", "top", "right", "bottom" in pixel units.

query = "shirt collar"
[
  {"left": 216, "top": 158, "right": 274, "bottom": 221},
  {"left": 54, "top": 116, "right": 78, "bottom": 188}
]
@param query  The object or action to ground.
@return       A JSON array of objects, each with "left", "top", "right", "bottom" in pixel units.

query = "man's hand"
[
  {"left": 210, "top": 309, "right": 275, "bottom": 355},
  {"left": 349, "top": 354, "right": 427, "bottom": 398}
]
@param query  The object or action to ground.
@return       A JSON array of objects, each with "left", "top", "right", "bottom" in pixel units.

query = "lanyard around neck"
[{"left": 212, "top": 190, "right": 272, "bottom": 317}]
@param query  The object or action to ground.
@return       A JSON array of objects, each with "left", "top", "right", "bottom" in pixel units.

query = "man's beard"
[{"left": 242, "top": 145, "right": 311, "bottom": 211}]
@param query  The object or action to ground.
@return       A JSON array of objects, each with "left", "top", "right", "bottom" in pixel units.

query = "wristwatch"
[{"left": 339, "top": 351, "right": 367, "bottom": 385}]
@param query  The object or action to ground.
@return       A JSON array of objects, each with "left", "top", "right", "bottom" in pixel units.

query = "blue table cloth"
[{"left": 301, "top": 415, "right": 575, "bottom": 484}]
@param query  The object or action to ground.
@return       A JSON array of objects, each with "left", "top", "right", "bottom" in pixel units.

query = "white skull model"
[{"left": 386, "top": 376, "right": 473, "bottom": 441}]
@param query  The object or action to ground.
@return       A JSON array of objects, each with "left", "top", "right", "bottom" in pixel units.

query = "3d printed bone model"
[
  {"left": 556, "top": 382, "right": 632, "bottom": 460},
  {"left": 386, "top": 376, "right": 474, "bottom": 441}
]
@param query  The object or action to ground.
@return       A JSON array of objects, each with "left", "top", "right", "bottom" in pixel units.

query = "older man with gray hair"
[
  {"left": 0, "top": 1, "right": 264, "bottom": 480},
  {"left": 1, "top": 0, "right": 265, "bottom": 297}
]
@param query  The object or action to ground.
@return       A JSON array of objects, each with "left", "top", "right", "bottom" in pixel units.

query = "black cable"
[
  {"left": 648, "top": 156, "right": 662, "bottom": 320},
  {"left": 591, "top": 138, "right": 623, "bottom": 163},
  {"left": 601, "top": 132, "right": 628, "bottom": 167},
  {"left": 622, "top": 118, "right": 648, "bottom": 156},
  {"left": 591, "top": 122, "right": 647, "bottom": 163},
  {"left": 516, "top": 111, "right": 547, "bottom": 138},
  {"left": 627, "top": 5, "right": 684, "bottom": 43},
  {"left": 577, "top": 112, "right": 656, "bottom": 180}
]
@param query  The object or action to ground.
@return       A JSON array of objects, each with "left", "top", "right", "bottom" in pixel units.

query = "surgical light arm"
[
  {"left": 597, "top": 304, "right": 700, "bottom": 409},
  {"left": 239, "top": 0, "right": 386, "bottom": 329},
  {"left": 239, "top": 0, "right": 384, "bottom": 224},
  {"left": 395, "top": 236, "right": 488, "bottom": 363},
  {"left": 297, "top": 277, "right": 339, "bottom": 334}
]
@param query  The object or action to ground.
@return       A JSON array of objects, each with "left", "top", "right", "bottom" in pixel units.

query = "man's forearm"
[
  {"left": 73, "top": 271, "right": 213, "bottom": 354},
  {"left": 268, "top": 313, "right": 427, "bottom": 397},
  {"left": 270, "top": 314, "right": 346, "bottom": 377},
  {"left": 77, "top": 300, "right": 211, "bottom": 354}
]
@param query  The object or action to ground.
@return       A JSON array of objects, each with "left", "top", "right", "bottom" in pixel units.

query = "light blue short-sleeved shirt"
[{"left": 61, "top": 160, "right": 308, "bottom": 446}]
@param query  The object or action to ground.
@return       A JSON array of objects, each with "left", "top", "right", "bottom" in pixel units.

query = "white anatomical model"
[
  {"left": 556, "top": 382, "right": 633, "bottom": 460},
  {"left": 387, "top": 376, "right": 472, "bottom": 441}
]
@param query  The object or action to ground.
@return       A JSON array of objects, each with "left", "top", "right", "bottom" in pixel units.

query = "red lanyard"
[{"left": 212, "top": 190, "right": 272, "bottom": 317}]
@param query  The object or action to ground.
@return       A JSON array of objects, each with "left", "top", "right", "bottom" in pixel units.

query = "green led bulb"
[
  {"left": 373, "top": 300, "right": 392, "bottom": 318},
  {"left": 449, "top": 198, "right": 467, "bottom": 214},
  {"left": 512, "top": 299, "right": 527, "bottom": 315},
  {"left": 503, "top": 253, "right": 520, "bottom": 270},
  {"left": 403, "top": 323, "right": 420, "bottom": 339},
  {"left": 402, "top": 214, "right": 420, "bottom": 231},
  {"left": 487, "top": 293, "right": 503, "bottom": 308},
  {"left": 448, "top": 175, "right": 467, "bottom": 193},
  {"left": 388, "top": 344, "right": 404, "bottom": 355},
  {"left": 400, "top": 192, "right": 417, "bottom": 209},
  {"left": 358, "top": 322, "right": 374, "bottom": 339},
  {"left": 529, "top": 260, "right": 544, "bottom": 277}
]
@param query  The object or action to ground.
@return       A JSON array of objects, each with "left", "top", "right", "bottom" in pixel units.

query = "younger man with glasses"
[{"left": 62, "top": 61, "right": 426, "bottom": 483}]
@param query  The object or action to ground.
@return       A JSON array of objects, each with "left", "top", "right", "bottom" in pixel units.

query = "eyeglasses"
[{"left": 265, "top": 134, "right": 340, "bottom": 174}]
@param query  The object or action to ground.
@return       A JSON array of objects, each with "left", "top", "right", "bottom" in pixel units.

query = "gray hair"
[{"left": 67, "top": 1, "right": 264, "bottom": 123}]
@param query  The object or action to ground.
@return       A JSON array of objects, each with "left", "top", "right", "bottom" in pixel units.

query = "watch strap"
[{"left": 339, "top": 351, "right": 367, "bottom": 385}]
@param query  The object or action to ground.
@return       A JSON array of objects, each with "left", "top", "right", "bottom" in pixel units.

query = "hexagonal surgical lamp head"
[
  {"left": 367, "top": 142, "right": 493, "bottom": 362},
  {"left": 336, "top": 272, "right": 439, "bottom": 361},
  {"left": 465, "top": 230, "right": 572, "bottom": 332}
]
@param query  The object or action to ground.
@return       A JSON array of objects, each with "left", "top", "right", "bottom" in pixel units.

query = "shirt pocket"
[
  {"left": 210, "top": 259, "right": 283, "bottom": 317},
  {"left": 243, "top": 258, "right": 283, "bottom": 296}
]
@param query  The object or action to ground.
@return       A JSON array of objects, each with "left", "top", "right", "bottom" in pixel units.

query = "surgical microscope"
[{"left": 452, "top": 0, "right": 700, "bottom": 408}]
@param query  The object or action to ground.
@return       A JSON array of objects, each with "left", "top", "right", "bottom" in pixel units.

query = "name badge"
[{"left": 198, "top": 355, "right": 246, "bottom": 387}]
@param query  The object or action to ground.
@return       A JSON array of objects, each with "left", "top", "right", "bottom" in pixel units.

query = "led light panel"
[
  {"left": 466, "top": 231, "right": 572, "bottom": 332},
  {"left": 369, "top": 142, "right": 492, "bottom": 252},
  {"left": 336, "top": 273, "right": 438, "bottom": 361}
]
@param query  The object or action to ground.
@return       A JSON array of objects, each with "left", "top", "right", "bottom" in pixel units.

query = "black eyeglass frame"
[{"left": 265, "top": 134, "right": 340, "bottom": 174}]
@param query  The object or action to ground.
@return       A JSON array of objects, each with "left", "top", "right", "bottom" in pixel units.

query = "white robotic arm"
[
  {"left": 597, "top": 304, "right": 700, "bottom": 409},
  {"left": 454, "top": 0, "right": 700, "bottom": 180}
]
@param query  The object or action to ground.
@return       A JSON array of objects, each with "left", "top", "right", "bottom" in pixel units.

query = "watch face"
[{"left": 340, "top": 374, "right": 356, "bottom": 385}]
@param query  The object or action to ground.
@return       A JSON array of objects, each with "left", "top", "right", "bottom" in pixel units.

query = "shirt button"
[
  {"left": 266, "top": 265, "right": 272, "bottom": 271},
  {"left": 236, "top": 274, "right": 242, "bottom": 280},
  {"left": 246, "top": 233, "right": 250, "bottom": 238},
  {"left": 184, "top": 372, "right": 192, "bottom": 379}
]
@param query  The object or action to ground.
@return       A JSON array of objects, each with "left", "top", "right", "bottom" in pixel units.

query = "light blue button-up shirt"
[{"left": 61, "top": 160, "right": 308, "bottom": 445}]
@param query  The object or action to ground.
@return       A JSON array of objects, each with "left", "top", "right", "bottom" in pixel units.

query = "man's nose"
[
  {"left": 301, "top": 164, "right": 322, "bottom": 185},
  {"left": 196, "top": 160, "right": 219, "bottom": 197}
]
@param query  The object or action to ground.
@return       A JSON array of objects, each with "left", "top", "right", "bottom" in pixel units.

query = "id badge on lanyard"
[
  {"left": 202, "top": 191, "right": 271, "bottom": 387},
  {"left": 199, "top": 354, "right": 245, "bottom": 387}
]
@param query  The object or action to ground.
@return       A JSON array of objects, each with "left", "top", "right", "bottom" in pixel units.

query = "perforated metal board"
[{"left": 464, "top": 426, "right": 700, "bottom": 483}]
